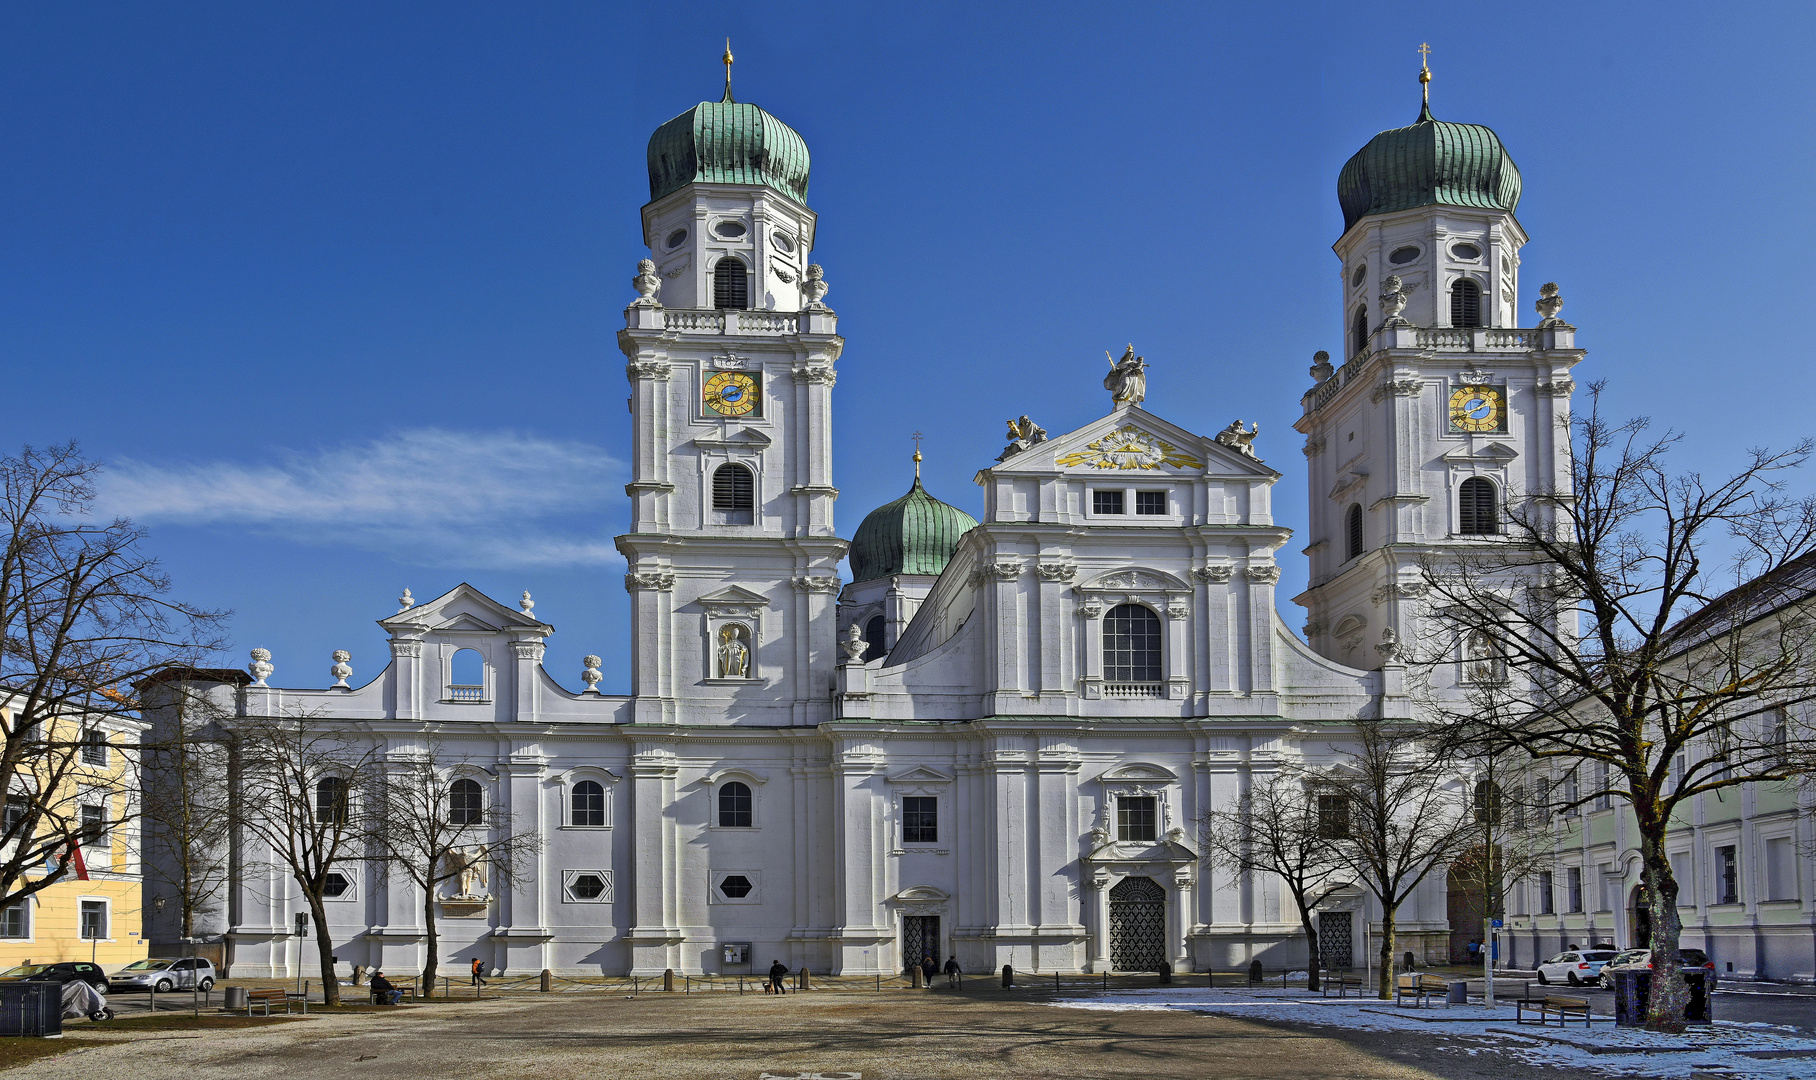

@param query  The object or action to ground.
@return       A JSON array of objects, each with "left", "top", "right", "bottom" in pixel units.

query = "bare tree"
[
  {"left": 232, "top": 714, "right": 381, "bottom": 1007},
  {"left": 1316, "top": 722, "right": 1475, "bottom": 999},
  {"left": 1413, "top": 383, "right": 1816, "bottom": 1029},
  {"left": 370, "top": 743, "right": 540, "bottom": 993},
  {"left": 0, "top": 443, "right": 226, "bottom": 908},
  {"left": 138, "top": 674, "right": 239, "bottom": 943},
  {"left": 1199, "top": 772, "right": 1347, "bottom": 991}
]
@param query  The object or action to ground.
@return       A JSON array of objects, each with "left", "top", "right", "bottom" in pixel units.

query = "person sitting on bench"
[{"left": 370, "top": 970, "right": 403, "bottom": 1005}]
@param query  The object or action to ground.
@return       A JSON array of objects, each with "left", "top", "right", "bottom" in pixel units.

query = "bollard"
[
  {"left": 1248, "top": 959, "right": 1263, "bottom": 986},
  {"left": 663, "top": 968, "right": 675, "bottom": 992},
  {"left": 911, "top": 965, "right": 924, "bottom": 989},
  {"left": 1159, "top": 962, "right": 1172, "bottom": 985},
  {"left": 1001, "top": 964, "right": 1013, "bottom": 988},
  {"left": 799, "top": 968, "right": 811, "bottom": 991},
  {"left": 1054, "top": 971, "right": 1061, "bottom": 992},
  {"left": 540, "top": 968, "right": 552, "bottom": 993}
]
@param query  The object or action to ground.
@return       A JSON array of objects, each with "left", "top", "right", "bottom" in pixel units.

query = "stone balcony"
[
  {"left": 624, "top": 304, "right": 837, "bottom": 336},
  {"left": 1302, "top": 321, "right": 1578, "bottom": 416}
]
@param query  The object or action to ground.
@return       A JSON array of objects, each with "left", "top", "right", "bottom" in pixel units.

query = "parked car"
[
  {"left": 0, "top": 962, "right": 108, "bottom": 990},
  {"left": 1535, "top": 949, "right": 1620, "bottom": 986},
  {"left": 108, "top": 958, "right": 216, "bottom": 993},
  {"left": 1600, "top": 947, "right": 1715, "bottom": 977}
]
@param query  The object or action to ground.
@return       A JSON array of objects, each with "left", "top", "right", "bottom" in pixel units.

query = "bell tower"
[
  {"left": 1294, "top": 54, "right": 1583, "bottom": 673},
  {"left": 616, "top": 54, "right": 845, "bottom": 725}
]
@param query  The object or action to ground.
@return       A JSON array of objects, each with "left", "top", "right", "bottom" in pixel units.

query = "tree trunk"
[
  {"left": 1638, "top": 830, "right": 1691, "bottom": 1032},
  {"left": 1293, "top": 901, "right": 1322, "bottom": 992},
  {"left": 1376, "top": 908, "right": 1396, "bottom": 1000},
  {"left": 308, "top": 895, "right": 340, "bottom": 1006},
  {"left": 421, "top": 879, "right": 440, "bottom": 995}
]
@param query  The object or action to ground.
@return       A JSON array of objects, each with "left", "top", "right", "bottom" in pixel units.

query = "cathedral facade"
[{"left": 148, "top": 75, "right": 1588, "bottom": 980}]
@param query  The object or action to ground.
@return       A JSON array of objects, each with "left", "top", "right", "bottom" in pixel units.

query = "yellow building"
[{"left": 0, "top": 704, "right": 148, "bottom": 970}]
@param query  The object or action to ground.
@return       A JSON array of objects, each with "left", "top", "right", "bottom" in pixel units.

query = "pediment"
[
  {"left": 894, "top": 885, "right": 950, "bottom": 903},
  {"left": 435, "top": 612, "right": 501, "bottom": 633},
  {"left": 1441, "top": 441, "right": 1519, "bottom": 464},
  {"left": 695, "top": 585, "right": 769, "bottom": 606},
  {"left": 1328, "top": 470, "right": 1369, "bottom": 499},
  {"left": 1098, "top": 762, "right": 1179, "bottom": 782},
  {"left": 980, "top": 406, "right": 1278, "bottom": 480},
  {"left": 693, "top": 428, "right": 773, "bottom": 453},
  {"left": 887, "top": 766, "right": 953, "bottom": 784},
  {"left": 1077, "top": 569, "right": 1190, "bottom": 594},
  {"left": 379, "top": 583, "right": 552, "bottom": 635}
]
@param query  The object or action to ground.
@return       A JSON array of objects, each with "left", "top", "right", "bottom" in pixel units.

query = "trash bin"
[
  {"left": 1609, "top": 969, "right": 1715, "bottom": 1027},
  {"left": 223, "top": 986, "right": 248, "bottom": 1011},
  {"left": 0, "top": 983, "right": 62, "bottom": 1037},
  {"left": 1446, "top": 980, "right": 1468, "bottom": 1006}
]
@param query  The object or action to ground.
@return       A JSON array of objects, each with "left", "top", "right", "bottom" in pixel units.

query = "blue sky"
[{"left": 3, "top": 2, "right": 1811, "bottom": 694}]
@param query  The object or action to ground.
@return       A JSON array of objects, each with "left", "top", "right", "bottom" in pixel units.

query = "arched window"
[
  {"left": 1458, "top": 477, "right": 1497, "bottom": 534},
  {"left": 449, "top": 648, "right": 484, "bottom": 702},
  {"left": 1345, "top": 504, "right": 1364, "bottom": 561},
  {"left": 713, "top": 259, "right": 749, "bottom": 310},
  {"left": 712, "top": 463, "right": 754, "bottom": 512},
  {"left": 571, "top": 780, "right": 605, "bottom": 827},
  {"left": 1352, "top": 306, "right": 1369, "bottom": 356},
  {"left": 1450, "top": 278, "right": 1482, "bottom": 328},
  {"left": 1102, "top": 604, "right": 1162, "bottom": 684},
  {"left": 862, "top": 615, "right": 886, "bottom": 662},
  {"left": 718, "top": 781, "right": 752, "bottom": 828},
  {"left": 314, "top": 777, "right": 347, "bottom": 824},
  {"left": 449, "top": 778, "right": 483, "bottom": 825}
]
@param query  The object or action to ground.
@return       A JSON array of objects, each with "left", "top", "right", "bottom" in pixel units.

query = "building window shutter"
[
  {"left": 1458, "top": 477, "right": 1498, "bottom": 534},
  {"left": 713, "top": 260, "right": 749, "bottom": 310},
  {"left": 712, "top": 464, "right": 754, "bottom": 511},
  {"left": 1450, "top": 279, "right": 1482, "bottom": 328}
]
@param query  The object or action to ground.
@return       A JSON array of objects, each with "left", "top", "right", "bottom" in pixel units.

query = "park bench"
[
  {"left": 1516, "top": 994, "right": 1596, "bottom": 1028},
  {"left": 244, "top": 987, "right": 308, "bottom": 1016},
  {"left": 1394, "top": 972, "right": 1451, "bottom": 1007},
  {"left": 368, "top": 977, "right": 417, "bottom": 1005},
  {"left": 1321, "top": 972, "right": 1364, "bottom": 998}
]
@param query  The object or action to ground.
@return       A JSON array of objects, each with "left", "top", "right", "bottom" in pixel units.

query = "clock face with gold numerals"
[
  {"left": 703, "top": 371, "right": 759, "bottom": 417},
  {"left": 1449, "top": 385, "right": 1505, "bottom": 433}
]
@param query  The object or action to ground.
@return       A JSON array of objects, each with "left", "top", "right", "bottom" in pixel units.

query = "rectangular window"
[
  {"left": 1316, "top": 794, "right": 1350, "bottom": 840},
  {"left": 78, "top": 900, "right": 106, "bottom": 941},
  {"left": 1134, "top": 490, "right": 1167, "bottom": 515},
  {"left": 1092, "top": 490, "right": 1125, "bottom": 515},
  {"left": 80, "top": 804, "right": 107, "bottom": 845},
  {"left": 1715, "top": 845, "right": 1738, "bottom": 905},
  {"left": 1670, "top": 753, "right": 1686, "bottom": 792},
  {"left": 1561, "top": 770, "right": 1580, "bottom": 817},
  {"left": 3, "top": 796, "right": 26, "bottom": 835},
  {"left": 1765, "top": 837, "right": 1798, "bottom": 900},
  {"left": 1594, "top": 762, "right": 1612, "bottom": 811},
  {"left": 1116, "top": 796, "right": 1157, "bottom": 842},
  {"left": 902, "top": 797, "right": 938, "bottom": 844},
  {"left": 1538, "top": 870, "right": 1554, "bottom": 914},
  {"left": 0, "top": 903, "right": 25, "bottom": 939},
  {"left": 1566, "top": 867, "right": 1583, "bottom": 913},
  {"left": 80, "top": 730, "right": 107, "bottom": 767},
  {"left": 1669, "top": 850, "right": 1692, "bottom": 906}
]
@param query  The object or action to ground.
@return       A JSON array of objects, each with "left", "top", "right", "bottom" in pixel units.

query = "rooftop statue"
[
  {"left": 1104, "top": 344, "right": 1146, "bottom": 406},
  {"left": 1215, "top": 421, "right": 1260, "bottom": 460},
  {"left": 996, "top": 415, "right": 1048, "bottom": 461}
]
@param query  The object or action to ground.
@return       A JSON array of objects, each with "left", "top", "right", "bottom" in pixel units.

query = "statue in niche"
[
  {"left": 717, "top": 624, "right": 752, "bottom": 679},
  {"left": 446, "top": 846, "right": 488, "bottom": 899},
  {"left": 1103, "top": 344, "right": 1147, "bottom": 406},
  {"left": 996, "top": 415, "right": 1048, "bottom": 461},
  {"left": 1464, "top": 630, "right": 1498, "bottom": 682}
]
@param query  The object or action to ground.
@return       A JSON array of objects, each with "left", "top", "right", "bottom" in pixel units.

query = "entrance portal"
[
  {"left": 1109, "top": 876, "right": 1167, "bottom": 972},
  {"left": 903, "top": 915, "right": 940, "bottom": 973},
  {"left": 1628, "top": 884, "right": 1652, "bottom": 949},
  {"left": 1318, "top": 910, "right": 1354, "bottom": 971}
]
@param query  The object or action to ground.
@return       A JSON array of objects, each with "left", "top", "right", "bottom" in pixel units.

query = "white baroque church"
[{"left": 147, "top": 72, "right": 1587, "bottom": 979}]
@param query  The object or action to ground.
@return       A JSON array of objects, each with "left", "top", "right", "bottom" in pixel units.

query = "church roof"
[
  {"left": 849, "top": 477, "right": 978, "bottom": 583},
  {"left": 646, "top": 92, "right": 811, "bottom": 206},
  {"left": 1336, "top": 101, "right": 1521, "bottom": 234}
]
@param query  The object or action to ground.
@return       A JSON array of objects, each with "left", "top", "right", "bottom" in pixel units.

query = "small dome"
[
  {"left": 646, "top": 92, "right": 811, "bottom": 206},
  {"left": 849, "top": 478, "right": 978, "bottom": 583},
  {"left": 1336, "top": 102, "right": 1521, "bottom": 235}
]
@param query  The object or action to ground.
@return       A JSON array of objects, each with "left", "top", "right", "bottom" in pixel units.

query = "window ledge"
[
  {"left": 559, "top": 825, "right": 612, "bottom": 831},
  {"left": 706, "top": 825, "right": 761, "bottom": 832}
]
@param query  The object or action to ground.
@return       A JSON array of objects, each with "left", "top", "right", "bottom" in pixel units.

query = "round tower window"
[
  {"left": 1389, "top": 245, "right": 1421, "bottom": 265},
  {"left": 714, "top": 221, "right": 748, "bottom": 239},
  {"left": 772, "top": 232, "right": 795, "bottom": 254},
  {"left": 1350, "top": 264, "right": 1366, "bottom": 287},
  {"left": 665, "top": 229, "right": 688, "bottom": 249},
  {"left": 1450, "top": 242, "right": 1482, "bottom": 260}
]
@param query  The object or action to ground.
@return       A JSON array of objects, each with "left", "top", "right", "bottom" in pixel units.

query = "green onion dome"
[
  {"left": 849, "top": 478, "right": 979, "bottom": 583},
  {"left": 1336, "top": 102, "right": 1521, "bottom": 234},
  {"left": 646, "top": 89, "right": 811, "bottom": 206}
]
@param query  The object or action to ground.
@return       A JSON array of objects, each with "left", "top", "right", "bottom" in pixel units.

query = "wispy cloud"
[{"left": 96, "top": 429, "right": 625, "bottom": 568}]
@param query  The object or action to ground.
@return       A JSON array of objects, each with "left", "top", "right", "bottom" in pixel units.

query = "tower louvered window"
[
  {"left": 1345, "top": 504, "right": 1364, "bottom": 561},
  {"left": 712, "top": 463, "right": 754, "bottom": 511},
  {"left": 1352, "top": 306, "right": 1369, "bottom": 356},
  {"left": 713, "top": 259, "right": 749, "bottom": 310},
  {"left": 1458, "top": 477, "right": 1498, "bottom": 534},
  {"left": 1450, "top": 279, "right": 1482, "bottom": 328}
]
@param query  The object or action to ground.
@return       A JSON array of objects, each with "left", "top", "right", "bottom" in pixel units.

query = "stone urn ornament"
[
  {"left": 631, "top": 259, "right": 662, "bottom": 307},
  {"left": 1534, "top": 281, "right": 1565, "bottom": 325},
  {"left": 330, "top": 650, "right": 352, "bottom": 688},
  {"left": 1309, "top": 350, "right": 1333, "bottom": 382},
  {"left": 841, "top": 621, "right": 868, "bottom": 663},
  {"left": 801, "top": 264, "right": 829, "bottom": 308},
  {"left": 249, "top": 648, "right": 274, "bottom": 687},
  {"left": 1379, "top": 275, "right": 1414, "bottom": 327},
  {"left": 581, "top": 655, "right": 603, "bottom": 693}
]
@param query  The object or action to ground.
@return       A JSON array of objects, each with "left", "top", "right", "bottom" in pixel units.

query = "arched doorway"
[
  {"left": 1628, "top": 884, "right": 1652, "bottom": 949},
  {"left": 1109, "top": 876, "right": 1166, "bottom": 972},
  {"left": 1445, "top": 844, "right": 1501, "bottom": 964}
]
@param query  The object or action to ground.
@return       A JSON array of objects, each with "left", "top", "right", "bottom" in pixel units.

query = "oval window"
[
  {"left": 1389, "top": 245, "right": 1420, "bottom": 265},
  {"left": 1350, "top": 264, "right": 1366, "bottom": 287},
  {"left": 772, "top": 232, "right": 795, "bottom": 254},
  {"left": 665, "top": 228, "right": 687, "bottom": 249},
  {"left": 1451, "top": 242, "right": 1482, "bottom": 260},
  {"left": 714, "top": 221, "right": 748, "bottom": 239}
]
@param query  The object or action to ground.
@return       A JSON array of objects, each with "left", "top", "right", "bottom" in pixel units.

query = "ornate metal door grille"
[
  {"left": 903, "top": 915, "right": 939, "bottom": 972},
  {"left": 1109, "top": 876, "right": 1167, "bottom": 972},
  {"left": 1319, "top": 910, "right": 1353, "bottom": 970}
]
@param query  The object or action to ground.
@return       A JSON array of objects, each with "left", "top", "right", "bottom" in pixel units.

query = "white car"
[
  {"left": 1536, "top": 949, "right": 1619, "bottom": 987},
  {"left": 109, "top": 957, "right": 217, "bottom": 993}
]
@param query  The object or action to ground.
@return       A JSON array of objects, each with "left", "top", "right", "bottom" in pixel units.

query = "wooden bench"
[
  {"left": 244, "top": 987, "right": 308, "bottom": 1015},
  {"left": 1395, "top": 972, "right": 1451, "bottom": 1007},
  {"left": 1321, "top": 972, "right": 1364, "bottom": 998},
  {"left": 368, "top": 977, "right": 417, "bottom": 1005},
  {"left": 1516, "top": 994, "right": 1595, "bottom": 1027}
]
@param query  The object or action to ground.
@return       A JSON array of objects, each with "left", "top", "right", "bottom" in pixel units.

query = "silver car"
[{"left": 109, "top": 957, "right": 217, "bottom": 993}]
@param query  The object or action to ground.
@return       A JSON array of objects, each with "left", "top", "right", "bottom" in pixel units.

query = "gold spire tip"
[
  {"left": 911, "top": 431, "right": 925, "bottom": 480},
  {"left": 721, "top": 37, "right": 734, "bottom": 101}
]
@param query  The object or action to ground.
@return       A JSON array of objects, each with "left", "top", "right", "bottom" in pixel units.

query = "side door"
[{"left": 170, "top": 960, "right": 196, "bottom": 989}]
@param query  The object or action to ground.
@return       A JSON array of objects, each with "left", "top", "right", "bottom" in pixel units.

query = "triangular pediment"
[
  {"left": 435, "top": 612, "right": 501, "bottom": 633},
  {"left": 693, "top": 428, "right": 773, "bottom": 452},
  {"left": 982, "top": 406, "right": 1279, "bottom": 480},
  {"left": 1441, "top": 441, "right": 1519, "bottom": 464},
  {"left": 887, "top": 766, "right": 953, "bottom": 784},
  {"left": 695, "top": 585, "right": 769, "bottom": 606},
  {"left": 378, "top": 582, "right": 553, "bottom": 635}
]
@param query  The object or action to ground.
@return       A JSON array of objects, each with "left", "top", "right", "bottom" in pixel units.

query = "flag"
[{"left": 69, "top": 841, "right": 88, "bottom": 881}]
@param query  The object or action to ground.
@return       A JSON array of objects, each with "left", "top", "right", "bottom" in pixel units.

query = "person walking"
[
  {"left": 1466, "top": 939, "right": 1480, "bottom": 964},
  {"left": 920, "top": 955, "right": 937, "bottom": 989},
  {"left": 470, "top": 957, "right": 487, "bottom": 989},
  {"left": 943, "top": 955, "right": 961, "bottom": 988},
  {"left": 768, "top": 959, "right": 789, "bottom": 995}
]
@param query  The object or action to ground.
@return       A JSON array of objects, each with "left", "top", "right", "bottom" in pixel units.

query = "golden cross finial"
[
  {"left": 911, "top": 431, "right": 924, "bottom": 479},
  {"left": 722, "top": 38, "right": 734, "bottom": 102},
  {"left": 1418, "top": 42, "right": 1432, "bottom": 106}
]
